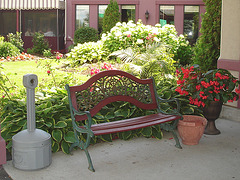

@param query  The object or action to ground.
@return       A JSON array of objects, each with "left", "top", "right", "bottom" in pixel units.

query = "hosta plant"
[{"left": 67, "top": 41, "right": 107, "bottom": 65}]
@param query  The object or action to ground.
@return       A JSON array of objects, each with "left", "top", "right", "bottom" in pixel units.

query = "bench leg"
[
  {"left": 160, "top": 122, "right": 182, "bottom": 149},
  {"left": 171, "top": 130, "right": 182, "bottom": 149},
  {"left": 84, "top": 148, "right": 95, "bottom": 172},
  {"left": 70, "top": 130, "right": 96, "bottom": 172}
]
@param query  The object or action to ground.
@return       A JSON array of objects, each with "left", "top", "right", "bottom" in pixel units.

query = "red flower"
[
  {"left": 232, "top": 79, "right": 237, "bottom": 83},
  {"left": 90, "top": 69, "right": 95, "bottom": 76},
  {"left": 191, "top": 75, "right": 197, "bottom": 79},
  {"left": 196, "top": 85, "right": 201, "bottom": 91},
  {"left": 47, "top": 70, "right": 51, "bottom": 74},
  {"left": 233, "top": 96, "right": 237, "bottom": 101},
  {"left": 176, "top": 69, "right": 180, "bottom": 75},
  {"left": 177, "top": 80, "right": 185, "bottom": 85},
  {"left": 201, "top": 81, "right": 210, "bottom": 88},
  {"left": 214, "top": 98, "right": 220, "bottom": 102},
  {"left": 236, "top": 88, "right": 240, "bottom": 94},
  {"left": 215, "top": 72, "right": 221, "bottom": 78},
  {"left": 96, "top": 69, "right": 100, "bottom": 74}
]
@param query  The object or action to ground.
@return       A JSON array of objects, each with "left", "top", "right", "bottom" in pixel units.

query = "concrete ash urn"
[{"left": 12, "top": 74, "right": 52, "bottom": 170}]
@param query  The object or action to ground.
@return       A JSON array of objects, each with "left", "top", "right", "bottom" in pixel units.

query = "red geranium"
[{"left": 175, "top": 65, "right": 240, "bottom": 108}]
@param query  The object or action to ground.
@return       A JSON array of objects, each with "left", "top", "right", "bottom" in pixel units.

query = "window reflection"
[
  {"left": 0, "top": 11, "right": 16, "bottom": 36},
  {"left": 184, "top": 6, "right": 199, "bottom": 44},
  {"left": 98, "top": 5, "right": 107, "bottom": 34},
  {"left": 159, "top": 6, "right": 174, "bottom": 27},
  {"left": 24, "top": 11, "right": 57, "bottom": 37},
  {"left": 76, "top": 5, "right": 89, "bottom": 30},
  {"left": 121, "top": 5, "right": 135, "bottom": 23}
]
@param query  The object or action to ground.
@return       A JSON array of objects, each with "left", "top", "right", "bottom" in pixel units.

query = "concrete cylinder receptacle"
[
  {"left": 178, "top": 115, "right": 207, "bottom": 145},
  {"left": 12, "top": 74, "right": 52, "bottom": 170}
]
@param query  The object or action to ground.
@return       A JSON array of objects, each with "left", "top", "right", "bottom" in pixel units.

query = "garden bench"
[{"left": 65, "top": 70, "right": 182, "bottom": 172}]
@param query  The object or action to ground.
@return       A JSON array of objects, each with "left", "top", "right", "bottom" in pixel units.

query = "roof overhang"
[{"left": 0, "top": 0, "right": 65, "bottom": 10}]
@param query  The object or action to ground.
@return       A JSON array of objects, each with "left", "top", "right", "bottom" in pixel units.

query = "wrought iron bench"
[{"left": 65, "top": 70, "right": 182, "bottom": 172}]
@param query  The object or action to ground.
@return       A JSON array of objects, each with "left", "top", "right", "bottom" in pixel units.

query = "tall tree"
[
  {"left": 193, "top": 0, "right": 222, "bottom": 71},
  {"left": 102, "top": 0, "right": 120, "bottom": 33}
]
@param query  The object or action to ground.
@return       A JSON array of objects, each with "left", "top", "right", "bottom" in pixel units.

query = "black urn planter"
[{"left": 203, "top": 101, "right": 223, "bottom": 135}]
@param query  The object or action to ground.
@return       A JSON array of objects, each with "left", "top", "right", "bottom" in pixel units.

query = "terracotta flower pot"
[{"left": 178, "top": 115, "right": 207, "bottom": 145}]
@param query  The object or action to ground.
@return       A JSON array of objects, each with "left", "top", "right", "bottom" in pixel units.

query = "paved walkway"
[{"left": 2, "top": 118, "right": 240, "bottom": 180}]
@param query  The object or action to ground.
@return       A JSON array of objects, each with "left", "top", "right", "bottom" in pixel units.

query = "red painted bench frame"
[{"left": 66, "top": 70, "right": 182, "bottom": 172}]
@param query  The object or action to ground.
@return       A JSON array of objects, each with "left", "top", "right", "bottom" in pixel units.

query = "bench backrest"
[{"left": 66, "top": 70, "right": 159, "bottom": 121}]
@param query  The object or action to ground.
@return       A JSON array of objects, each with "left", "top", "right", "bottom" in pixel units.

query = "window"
[
  {"left": 98, "top": 5, "right": 108, "bottom": 34},
  {"left": 76, "top": 5, "right": 89, "bottom": 30},
  {"left": 0, "top": 11, "right": 16, "bottom": 36},
  {"left": 184, "top": 6, "right": 199, "bottom": 44},
  {"left": 24, "top": 11, "right": 57, "bottom": 37},
  {"left": 121, "top": 5, "right": 135, "bottom": 23},
  {"left": 159, "top": 6, "right": 174, "bottom": 27}
]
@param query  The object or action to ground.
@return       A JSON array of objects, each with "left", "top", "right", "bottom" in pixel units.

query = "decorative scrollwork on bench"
[{"left": 76, "top": 75, "right": 153, "bottom": 111}]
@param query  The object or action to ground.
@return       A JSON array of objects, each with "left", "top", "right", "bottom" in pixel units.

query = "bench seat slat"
[{"left": 80, "top": 113, "right": 180, "bottom": 135}]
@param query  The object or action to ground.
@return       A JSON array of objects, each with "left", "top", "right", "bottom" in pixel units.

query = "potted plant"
[{"left": 175, "top": 65, "right": 240, "bottom": 134}]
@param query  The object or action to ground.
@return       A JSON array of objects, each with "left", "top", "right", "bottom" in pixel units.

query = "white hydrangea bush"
[{"left": 101, "top": 20, "right": 187, "bottom": 54}]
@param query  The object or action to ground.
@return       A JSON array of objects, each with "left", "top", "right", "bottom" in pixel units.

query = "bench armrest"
[
  {"left": 157, "top": 96, "right": 182, "bottom": 117},
  {"left": 71, "top": 108, "right": 94, "bottom": 137}
]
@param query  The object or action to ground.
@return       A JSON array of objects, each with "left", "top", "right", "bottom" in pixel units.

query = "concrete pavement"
[{"left": 2, "top": 118, "right": 240, "bottom": 180}]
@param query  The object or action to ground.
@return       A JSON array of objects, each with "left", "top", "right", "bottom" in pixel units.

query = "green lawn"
[{"left": 1, "top": 59, "right": 88, "bottom": 89}]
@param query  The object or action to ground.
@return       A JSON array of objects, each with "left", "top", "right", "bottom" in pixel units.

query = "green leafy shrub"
[
  {"left": 7, "top": 32, "right": 24, "bottom": 52},
  {"left": 0, "top": 41, "right": 20, "bottom": 58},
  {"left": 174, "top": 35, "right": 193, "bottom": 66},
  {"left": 74, "top": 27, "right": 99, "bottom": 44},
  {"left": 102, "top": 0, "right": 120, "bottom": 33},
  {"left": 67, "top": 21, "right": 192, "bottom": 67},
  {"left": 193, "top": 0, "right": 222, "bottom": 70},
  {"left": 102, "top": 21, "right": 191, "bottom": 60},
  {"left": 67, "top": 41, "right": 107, "bottom": 65},
  {"left": 43, "top": 49, "right": 52, "bottom": 57},
  {"left": 0, "top": 36, "right": 4, "bottom": 42},
  {"left": 156, "top": 79, "right": 202, "bottom": 116},
  {"left": 111, "top": 44, "right": 176, "bottom": 81},
  {"left": 28, "top": 32, "right": 51, "bottom": 55}
]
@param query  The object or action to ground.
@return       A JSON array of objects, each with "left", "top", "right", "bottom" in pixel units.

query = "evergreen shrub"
[
  {"left": 28, "top": 32, "right": 51, "bottom": 55},
  {"left": 193, "top": 0, "right": 222, "bottom": 71},
  {"left": 102, "top": 0, "right": 120, "bottom": 33},
  {"left": 74, "top": 27, "right": 99, "bottom": 44}
]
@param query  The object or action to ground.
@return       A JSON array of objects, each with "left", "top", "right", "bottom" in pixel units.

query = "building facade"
[
  {"left": 218, "top": 0, "right": 240, "bottom": 110},
  {"left": 0, "top": 0, "right": 65, "bottom": 51},
  {"left": 65, "top": 0, "right": 205, "bottom": 48}
]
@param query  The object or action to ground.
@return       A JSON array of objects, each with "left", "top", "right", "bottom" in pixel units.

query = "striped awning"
[{"left": 0, "top": 0, "right": 65, "bottom": 10}]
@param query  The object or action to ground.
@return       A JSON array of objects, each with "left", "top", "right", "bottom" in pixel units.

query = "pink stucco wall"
[
  {"left": 65, "top": 0, "right": 205, "bottom": 49},
  {"left": 0, "top": 124, "right": 6, "bottom": 165}
]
